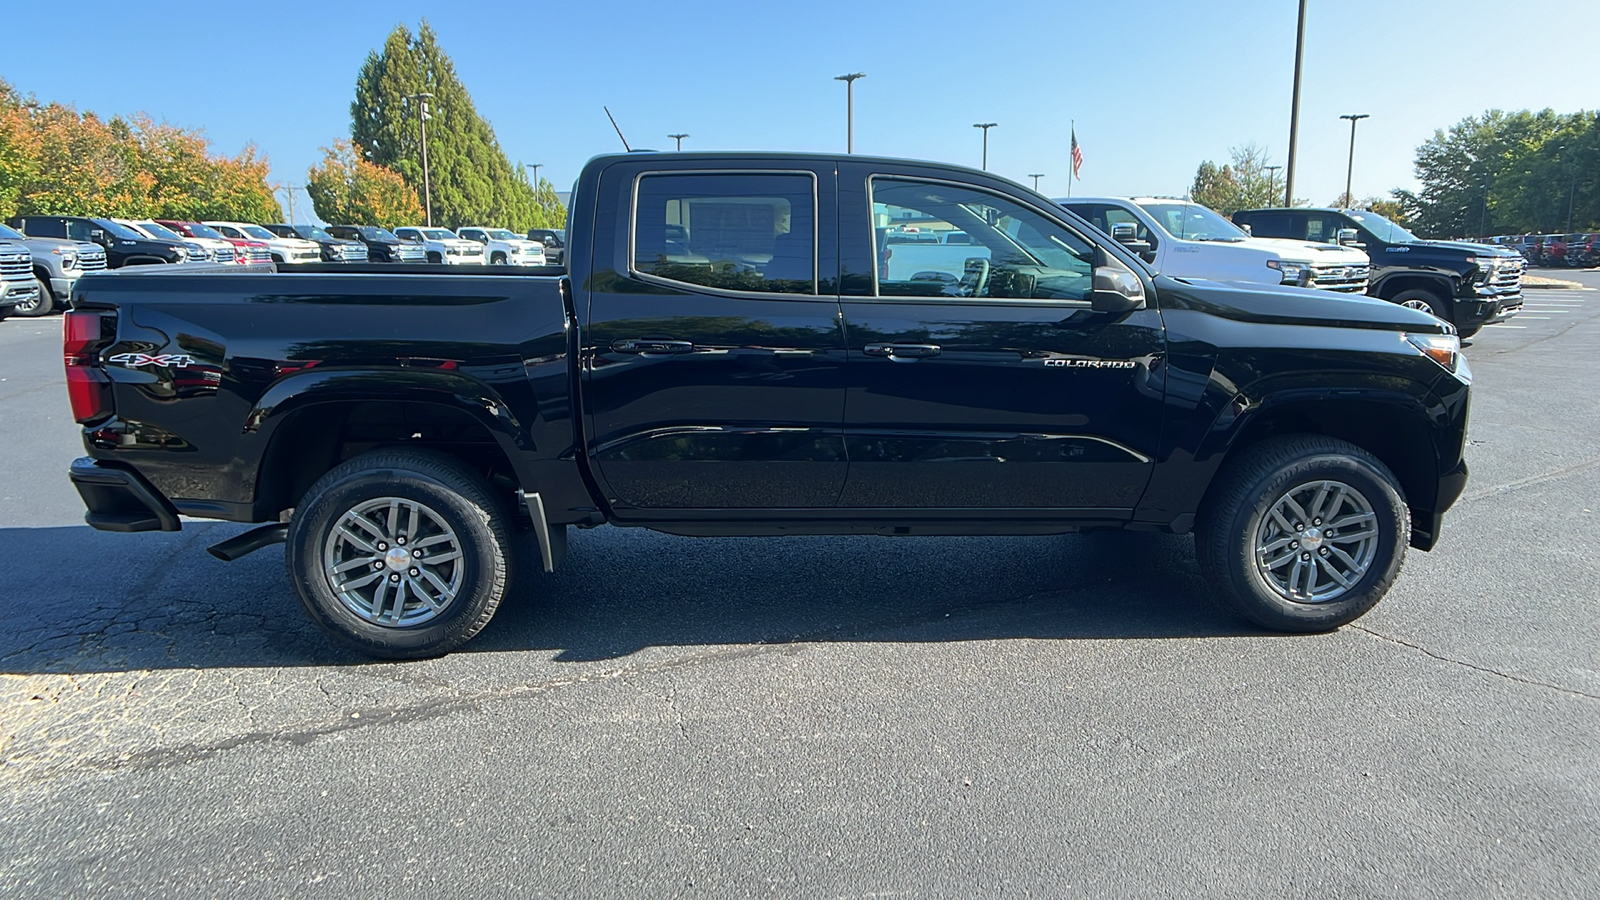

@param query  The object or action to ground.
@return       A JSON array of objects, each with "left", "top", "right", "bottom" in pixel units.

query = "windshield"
[
  {"left": 0, "top": 223, "right": 25, "bottom": 241},
  {"left": 1345, "top": 211, "right": 1419, "bottom": 243},
  {"left": 178, "top": 222, "right": 223, "bottom": 239},
  {"left": 239, "top": 225, "right": 277, "bottom": 240},
  {"left": 296, "top": 226, "right": 336, "bottom": 241},
  {"left": 93, "top": 219, "right": 148, "bottom": 241},
  {"left": 1136, "top": 202, "right": 1248, "bottom": 242},
  {"left": 135, "top": 221, "right": 184, "bottom": 241},
  {"left": 487, "top": 229, "right": 520, "bottom": 240},
  {"left": 365, "top": 227, "right": 401, "bottom": 242},
  {"left": 422, "top": 229, "right": 456, "bottom": 240}
]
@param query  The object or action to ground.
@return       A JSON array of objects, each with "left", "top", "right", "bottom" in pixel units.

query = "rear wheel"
[
  {"left": 286, "top": 449, "right": 516, "bottom": 658},
  {"left": 1197, "top": 435, "right": 1408, "bottom": 632}
]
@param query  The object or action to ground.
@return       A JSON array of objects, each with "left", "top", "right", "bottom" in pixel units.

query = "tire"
[
  {"left": 427, "top": 252, "right": 442, "bottom": 264},
  {"left": 286, "top": 449, "right": 516, "bottom": 658},
  {"left": 1196, "top": 435, "right": 1408, "bottom": 633},
  {"left": 1391, "top": 288, "right": 1448, "bottom": 321},
  {"left": 491, "top": 253, "right": 506, "bottom": 265},
  {"left": 12, "top": 279, "right": 53, "bottom": 317}
]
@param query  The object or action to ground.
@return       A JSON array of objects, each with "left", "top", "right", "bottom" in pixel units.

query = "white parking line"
[{"left": 1490, "top": 324, "right": 1527, "bottom": 328}]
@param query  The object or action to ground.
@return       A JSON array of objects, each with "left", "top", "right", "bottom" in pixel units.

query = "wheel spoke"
[
  {"left": 370, "top": 578, "right": 390, "bottom": 619},
  {"left": 407, "top": 575, "right": 444, "bottom": 610},
  {"left": 346, "top": 513, "right": 387, "bottom": 541},
  {"left": 328, "top": 555, "right": 379, "bottom": 575},
  {"left": 1329, "top": 545, "right": 1364, "bottom": 572},
  {"left": 339, "top": 571, "right": 383, "bottom": 591},
  {"left": 1329, "top": 511, "right": 1374, "bottom": 530},
  {"left": 392, "top": 578, "right": 409, "bottom": 620},
  {"left": 407, "top": 504, "right": 420, "bottom": 541},
  {"left": 1262, "top": 535, "right": 1296, "bottom": 554},
  {"left": 335, "top": 523, "right": 379, "bottom": 554},
  {"left": 419, "top": 567, "right": 453, "bottom": 597},
  {"left": 421, "top": 549, "right": 462, "bottom": 566},
  {"left": 1317, "top": 556, "right": 1354, "bottom": 589},
  {"left": 386, "top": 500, "right": 401, "bottom": 540},
  {"left": 413, "top": 533, "right": 455, "bottom": 550},
  {"left": 1270, "top": 508, "right": 1297, "bottom": 534},
  {"left": 1287, "top": 559, "right": 1307, "bottom": 598},
  {"left": 1329, "top": 527, "right": 1376, "bottom": 543},
  {"left": 1263, "top": 548, "right": 1299, "bottom": 570},
  {"left": 1282, "top": 495, "right": 1311, "bottom": 526},
  {"left": 1307, "top": 483, "right": 1332, "bottom": 521}
]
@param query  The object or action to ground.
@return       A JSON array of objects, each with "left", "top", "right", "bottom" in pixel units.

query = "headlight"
[
  {"left": 1472, "top": 256, "right": 1499, "bottom": 281},
  {"left": 174, "top": 247, "right": 189, "bottom": 262},
  {"left": 1267, "top": 259, "right": 1308, "bottom": 285},
  {"left": 57, "top": 249, "right": 78, "bottom": 269},
  {"left": 1406, "top": 332, "right": 1463, "bottom": 376}
]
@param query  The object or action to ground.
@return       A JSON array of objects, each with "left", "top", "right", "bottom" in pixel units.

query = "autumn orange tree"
[
  {"left": 304, "top": 139, "right": 424, "bottom": 227},
  {"left": 0, "top": 79, "right": 282, "bottom": 221}
]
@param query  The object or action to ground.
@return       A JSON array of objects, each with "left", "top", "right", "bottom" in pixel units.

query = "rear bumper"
[{"left": 69, "top": 457, "right": 182, "bottom": 532}]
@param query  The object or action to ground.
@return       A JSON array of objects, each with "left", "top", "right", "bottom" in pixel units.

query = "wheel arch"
[{"left": 1373, "top": 272, "right": 1455, "bottom": 303}]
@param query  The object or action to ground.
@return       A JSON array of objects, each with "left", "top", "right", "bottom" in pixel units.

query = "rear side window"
[
  {"left": 22, "top": 218, "right": 67, "bottom": 238},
  {"left": 632, "top": 172, "right": 816, "bottom": 295}
]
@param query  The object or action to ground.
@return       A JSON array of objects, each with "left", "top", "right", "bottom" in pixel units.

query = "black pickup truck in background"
[
  {"left": 1232, "top": 207, "right": 1524, "bottom": 337},
  {"left": 64, "top": 152, "right": 1472, "bottom": 657}
]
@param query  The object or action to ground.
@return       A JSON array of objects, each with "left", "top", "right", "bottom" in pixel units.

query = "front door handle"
[
  {"left": 864, "top": 343, "right": 941, "bottom": 360},
  {"left": 612, "top": 339, "right": 695, "bottom": 355}
]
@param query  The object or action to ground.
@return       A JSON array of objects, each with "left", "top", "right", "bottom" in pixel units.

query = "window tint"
[
  {"left": 66, "top": 220, "right": 98, "bottom": 241},
  {"left": 633, "top": 172, "right": 816, "bottom": 295},
  {"left": 872, "top": 178, "right": 1094, "bottom": 301},
  {"left": 23, "top": 218, "right": 67, "bottom": 238}
]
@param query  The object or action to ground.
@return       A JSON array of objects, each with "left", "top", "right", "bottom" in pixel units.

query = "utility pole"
[
  {"left": 407, "top": 92, "right": 436, "bottom": 226},
  {"left": 834, "top": 73, "right": 865, "bottom": 153},
  {"left": 1284, "top": 0, "right": 1307, "bottom": 207},
  {"left": 1028, "top": 173, "right": 1044, "bottom": 191},
  {"left": 1569, "top": 168, "right": 1579, "bottom": 233},
  {"left": 667, "top": 133, "right": 689, "bottom": 151},
  {"left": 1265, "top": 164, "right": 1282, "bottom": 202},
  {"left": 973, "top": 122, "right": 997, "bottom": 170},
  {"left": 1339, "top": 113, "right": 1369, "bottom": 207},
  {"left": 279, "top": 184, "right": 301, "bottom": 224}
]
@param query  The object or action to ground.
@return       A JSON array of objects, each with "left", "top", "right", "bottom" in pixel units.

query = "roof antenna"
[{"left": 603, "top": 106, "right": 631, "bottom": 151}]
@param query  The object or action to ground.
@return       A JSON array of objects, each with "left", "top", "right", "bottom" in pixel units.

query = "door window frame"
[
  {"left": 865, "top": 174, "right": 1106, "bottom": 307},
  {"left": 627, "top": 168, "right": 824, "bottom": 301}
]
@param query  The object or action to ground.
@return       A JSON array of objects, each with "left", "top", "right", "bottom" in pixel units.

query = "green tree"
[
  {"left": 305, "top": 139, "right": 424, "bottom": 228},
  {"left": 1189, "top": 144, "right": 1281, "bottom": 215},
  {"left": 349, "top": 21, "right": 564, "bottom": 230}
]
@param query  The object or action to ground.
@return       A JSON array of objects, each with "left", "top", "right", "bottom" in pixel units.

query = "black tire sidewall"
[
  {"left": 1214, "top": 450, "right": 1407, "bottom": 631},
  {"left": 14, "top": 281, "right": 52, "bottom": 317},
  {"left": 287, "top": 464, "right": 504, "bottom": 657},
  {"left": 1391, "top": 288, "right": 1449, "bottom": 322}
]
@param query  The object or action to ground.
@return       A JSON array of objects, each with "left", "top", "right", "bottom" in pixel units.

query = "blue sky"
[{"left": 6, "top": 0, "right": 1597, "bottom": 220}]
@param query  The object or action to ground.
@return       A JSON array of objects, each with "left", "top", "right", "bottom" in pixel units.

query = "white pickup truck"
[
  {"left": 454, "top": 227, "right": 547, "bottom": 266},
  {"left": 393, "top": 227, "right": 487, "bottom": 265},
  {"left": 205, "top": 221, "right": 322, "bottom": 265},
  {"left": 1057, "top": 197, "right": 1371, "bottom": 293}
]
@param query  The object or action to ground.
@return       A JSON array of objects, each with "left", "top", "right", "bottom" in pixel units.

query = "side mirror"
[
  {"left": 1091, "top": 259, "right": 1146, "bottom": 313},
  {"left": 1240, "top": 223, "right": 1253, "bottom": 235},
  {"left": 89, "top": 228, "right": 107, "bottom": 244},
  {"left": 1109, "top": 222, "right": 1138, "bottom": 244},
  {"left": 1337, "top": 228, "right": 1360, "bottom": 246}
]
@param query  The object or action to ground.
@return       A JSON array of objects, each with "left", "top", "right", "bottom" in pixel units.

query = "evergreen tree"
[{"left": 350, "top": 21, "right": 564, "bottom": 230}]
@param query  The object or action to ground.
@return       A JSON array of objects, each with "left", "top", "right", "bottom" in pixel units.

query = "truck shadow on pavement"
[{"left": 0, "top": 523, "right": 1267, "bottom": 675}]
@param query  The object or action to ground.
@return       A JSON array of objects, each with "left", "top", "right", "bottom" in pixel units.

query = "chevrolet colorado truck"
[
  {"left": 64, "top": 152, "right": 1472, "bottom": 658},
  {"left": 1232, "top": 207, "right": 1523, "bottom": 337}
]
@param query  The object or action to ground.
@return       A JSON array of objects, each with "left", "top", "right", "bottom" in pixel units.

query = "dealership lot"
[{"left": 2, "top": 275, "right": 1597, "bottom": 896}]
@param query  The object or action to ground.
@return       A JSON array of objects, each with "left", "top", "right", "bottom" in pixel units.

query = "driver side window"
[{"left": 871, "top": 178, "right": 1094, "bottom": 301}]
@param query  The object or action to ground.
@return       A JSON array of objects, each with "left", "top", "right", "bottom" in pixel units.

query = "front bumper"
[
  {"left": 1, "top": 279, "right": 41, "bottom": 306},
  {"left": 69, "top": 457, "right": 182, "bottom": 532}
]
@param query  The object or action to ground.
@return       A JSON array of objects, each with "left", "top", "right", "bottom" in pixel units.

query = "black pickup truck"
[
  {"left": 1231, "top": 207, "right": 1524, "bottom": 337},
  {"left": 63, "top": 152, "right": 1472, "bottom": 657}
]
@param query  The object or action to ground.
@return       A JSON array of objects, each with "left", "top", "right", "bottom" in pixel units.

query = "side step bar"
[{"left": 208, "top": 523, "right": 289, "bottom": 562}]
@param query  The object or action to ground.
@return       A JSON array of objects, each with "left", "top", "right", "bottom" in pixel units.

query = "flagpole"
[{"left": 1067, "top": 120, "right": 1074, "bottom": 198}]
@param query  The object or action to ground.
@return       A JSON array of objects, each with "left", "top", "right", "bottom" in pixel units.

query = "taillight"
[{"left": 63, "top": 310, "right": 113, "bottom": 424}]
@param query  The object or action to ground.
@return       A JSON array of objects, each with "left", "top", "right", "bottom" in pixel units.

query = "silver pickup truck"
[
  {"left": 0, "top": 221, "right": 106, "bottom": 316},
  {"left": 0, "top": 233, "right": 42, "bottom": 318}
]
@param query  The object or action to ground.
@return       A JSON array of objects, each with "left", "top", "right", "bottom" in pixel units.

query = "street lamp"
[
  {"left": 1284, "top": 0, "right": 1307, "bottom": 207},
  {"left": 1265, "top": 165, "right": 1282, "bottom": 202},
  {"left": 667, "top": 133, "right": 689, "bottom": 151},
  {"left": 406, "top": 92, "right": 436, "bottom": 226},
  {"left": 1340, "top": 113, "right": 1370, "bottom": 207},
  {"left": 973, "top": 122, "right": 997, "bottom": 170},
  {"left": 834, "top": 73, "right": 865, "bottom": 153},
  {"left": 527, "top": 162, "right": 542, "bottom": 189},
  {"left": 1028, "top": 173, "right": 1044, "bottom": 191}
]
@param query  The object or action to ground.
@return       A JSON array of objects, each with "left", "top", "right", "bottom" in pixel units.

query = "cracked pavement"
[{"left": 1, "top": 273, "right": 1597, "bottom": 897}]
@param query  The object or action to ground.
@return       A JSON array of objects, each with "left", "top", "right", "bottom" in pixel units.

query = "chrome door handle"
[
  {"left": 864, "top": 343, "right": 941, "bottom": 359},
  {"left": 612, "top": 339, "right": 695, "bottom": 354}
]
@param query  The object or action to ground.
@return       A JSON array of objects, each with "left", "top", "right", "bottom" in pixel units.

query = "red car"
[
  {"left": 1539, "top": 233, "right": 1567, "bottom": 267},
  {"left": 1561, "top": 233, "right": 1598, "bottom": 268},
  {"left": 156, "top": 220, "right": 271, "bottom": 265}
]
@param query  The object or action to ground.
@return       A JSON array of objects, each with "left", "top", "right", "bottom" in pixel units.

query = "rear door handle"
[
  {"left": 612, "top": 339, "right": 695, "bottom": 354},
  {"left": 864, "top": 343, "right": 941, "bottom": 360}
]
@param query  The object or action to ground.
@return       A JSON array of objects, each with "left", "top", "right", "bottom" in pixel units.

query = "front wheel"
[
  {"left": 12, "top": 280, "right": 53, "bottom": 317},
  {"left": 1197, "top": 435, "right": 1408, "bottom": 632},
  {"left": 286, "top": 449, "right": 516, "bottom": 658}
]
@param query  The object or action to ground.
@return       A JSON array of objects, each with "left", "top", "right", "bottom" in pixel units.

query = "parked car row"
[
  {"left": 1481, "top": 232, "right": 1600, "bottom": 267},
  {"left": 0, "top": 214, "right": 570, "bottom": 317}
]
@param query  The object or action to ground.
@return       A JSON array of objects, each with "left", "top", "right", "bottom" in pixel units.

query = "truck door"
[
  {"left": 836, "top": 169, "right": 1165, "bottom": 512},
  {"left": 581, "top": 162, "right": 847, "bottom": 515}
]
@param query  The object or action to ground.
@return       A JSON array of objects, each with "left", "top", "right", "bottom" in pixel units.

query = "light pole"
[
  {"left": 1028, "top": 173, "right": 1044, "bottom": 191},
  {"left": 1340, "top": 113, "right": 1370, "bottom": 207},
  {"left": 834, "top": 73, "right": 865, "bottom": 153},
  {"left": 527, "top": 163, "right": 542, "bottom": 189},
  {"left": 1265, "top": 164, "right": 1282, "bottom": 203},
  {"left": 973, "top": 122, "right": 997, "bottom": 170},
  {"left": 278, "top": 184, "right": 301, "bottom": 224},
  {"left": 667, "top": 133, "right": 689, "bottom": 151},
  {"left": 406, "top": 92, "right": 436, "bottom": 226},
  {"left": 1284, "top": 0, "right": 1307, "bottom": 207}
]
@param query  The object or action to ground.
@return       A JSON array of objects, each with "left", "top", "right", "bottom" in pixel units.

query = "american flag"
[{"left": 1070, "top": 126, "right": 1083, "bottom": 180}]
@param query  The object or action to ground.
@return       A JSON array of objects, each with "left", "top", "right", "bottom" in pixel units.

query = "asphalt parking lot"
[{"left": 3, "top": 273, "right": 1597, "bottom": 897}]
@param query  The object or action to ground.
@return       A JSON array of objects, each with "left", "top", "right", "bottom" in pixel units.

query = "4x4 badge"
[{"left": 110, "top": 353, "right": 193, "bottom": 368}]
